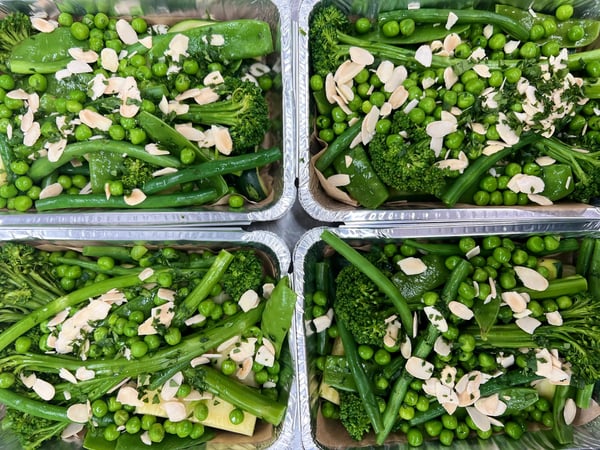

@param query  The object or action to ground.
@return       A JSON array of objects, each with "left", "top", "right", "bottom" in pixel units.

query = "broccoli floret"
[
  {"left": 0, "top": 12, "right": 32, "bottom": 64},
  {"left": 221, "top": 249, "right": 264, "bottom": 301},
  {"left": 338, "top": 391, "right": 372, "bottom": 441},
  {"left": 120, "top": 157, "right": 159, "bottom": 192},
  {"left": 333, "top": 261, "right": 396, "bottom": 347},
  {"left": 2, "top": 408, "right": 68, "bottom": 450},
  {"left": 177, "top": 77, "right": 269, "bottom": 153},
  {"left": 308, "top": 4, "right": 352, "bottom": 77},
  {"left": 367, "top": 112, "right": 449, "bottom": 198}
]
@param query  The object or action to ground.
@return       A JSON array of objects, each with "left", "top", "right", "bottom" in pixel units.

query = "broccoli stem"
[
  {"left": 576, "top": 383, "right": 595, "bottom": 409},
  {"left": 192, "top": 366, "right": 287, "bottom": 425},
  {"left": 320, "top": 230, "right": 413, "bottom": 333},
  {"left": 53, "top": 256, "right": 142, "bottom": 276},
  {"left": 173, "top": 249, "right": 234, "bottom": 326},
  {"left": 0, "top": 271, "right": 164, "bottom": 353}
]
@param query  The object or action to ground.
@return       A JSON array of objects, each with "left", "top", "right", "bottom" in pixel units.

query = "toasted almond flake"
[
  {"left": 482, "top": 142, "right": 508, "bottom": 156},
  {"left": 237, "top": 357, "right": 254, "bottom": 380},
  {"left": 138, "top": 267, "right": 154, "bottom": 281},
  {"left": 415, "top": 45, "right": 433, "bottom": 67},
  {"left": 504, "top": 40, "right": 520, "bottom": 54},
  {"left": 516, "top": 316, "right": 542, "bottom": 334},
  {"left": 31, "top": 17, "right": 57, "bottom": 33},
  {"left": 161, "top": 372, "right": 183, "bottom": 401},
  {"left": 399, "top": 335, "right": 412, "bottom": 359},
  {"left": 194, "top": 87, "right": 220, "bottom": 105},
  {"left": 216, "top": 335, "right": 240, "bottom": 353},
  {"left": 528, "top": 193, "right": 553, "bottom": 206},
  {"left": 175, "top": 123, "right": 205, "bottom": 141},
  {"left": 145, "top": 143, "right": 170, "bottom": 156},
  {"left": 21, "top": 109, "right": 34, "bottom": 132},
  {"left": 496, "top": 122, "right": 519, "bottom": 145},
  {"left": 426, "top": 120, "right": 457, "bottom": 138},
  {"left": 7, "top": 88, "right": 29, "bottom": 100},
  {"left": 475, "top": 394, "right": 507, "bottom": 416},
  {"left": 334, "top": 60, "right": 364, "bottom": 85},
  {"left": 67, "top": 402, "right": 91, "bottom": 423},
  {"left": 376, "top": 60, "right": 394, "bottom": 84},
  {"left": 435, "top": 158, "right": 469, "bottom": 172},
  {"left": 546, "top": 311, "right": 563, "bottom": 326},
  {"left": 61, "top": 422, "right": 85, "bottom": 440},
  {"left": 443, "top": 33, "right": 462, "bottom": 54},
  {"left": 336, "top": 83, "right": 354, "bottom": 103},
  {"left": 255, "top": 344, "right": 275, "bottom": 367},
  {"left": 564, "top": 398, "right": 576, "bottom": 425},
  {"left": 39, "top": 182, "right": 63, "bottom": 199},
  {"left": 248, "top": 62, "right": 271, "bottom": 77},
  {"left": 466, "top": 406, "right": 491, "bottom": 431},
  {"left": 406, "top": 356, "right": 434, "bottom": 380},
  {"left": 473, "top": 64, "right": 491, "bottom": 78},
  {"left": 384, "top": 66, "right": 407, "bottom": 93},
  {"left": 212, "top": 125, "right": 233, "bottom": 155},
  {"left": 424, "top": 306, "right": 448, "bottom": 333},
  {"left": 502, "top": 291, "right": 528, "bottom": 313},
  {"left": 33, "top": 378, "right": 55, "bottom": 400},
  {"left": 446, "top": 11, "right": 459, "bottom": 29},
  {"left": 75, "top": 367, "right": 95, "bottom": 381},
  {"left": 185, "top": 314, "right": 206, "bottom": 326},
  {"left": 116, "top": 19, "right": 138, "bottom": 45},
  {"left": 67, "top": 59, "right": 93, "bottom": 75},
  {"left": 190, "top": 356, "right": 210, "bottom": 367},
  {"left": 117, "top": 386, "right": 143, "bottom": 407},
  {"left": 507, "top": 173, "right": 545, "bottom": 194},
  {"left": 397, "top": 257, "right": 427, "bottom": 275},
  {"left": 203, "top": 70, "right": 224, "bottom": 86},
  {"left": 138, "top": 35, "right": 153, "bottom": 49},
  {"left": 514, "top": 266, "right": 549, "bottom": 291},
  {"left": 124, "top": 188, "right": 146, "bottom": 206},
  {"left": 210, "top": 34, "right": 225, "bottom": 46},
  {"left": 120, "top": 100, "right": 139, "bottom": 119},
  {"left": 79, "top": 109, "right": 112, "bottom": 131},
  {"left": 163, "top": 401, "right": 187, "bottom": 422},
  {"left": 326, "top": 173, "right": 350, "bottom": 187},
  {"left": 238, "top": 289, "right": 260, "bottom": 312},
  {"left": 48, "top": 309, "right": 70, "bottom": 327},
  {"left": 23, "top": 121, "right": 41, "bottom": 147},
  {"left": 349, "top": 46, "right": 374, "bottom": 66},
  {"left": 55, "top": 68, "right": 72, "bottom": 80},
  {"left": 465, "top": 245, "right": 480, "bottom": 259},
  {"left": 59, "top": 368, "right": 78, "bottom": 384},
  {"left": 448, "top": 301, "right": 474, "bottom": 320},
  {"left": 68, "top": 47, "right": 98, "bottom": 63},
  {"left": 442, "top": 67, "right": 459, "bottom": 90},
  {"left": 152, "top": 167, "right": 178, "bottom": 177},
  {"left": 388, "top": 85, "right": 409, "bottom": 109},
  {"left": 434, "top": 335, "right": 452, "bottom": 357}
]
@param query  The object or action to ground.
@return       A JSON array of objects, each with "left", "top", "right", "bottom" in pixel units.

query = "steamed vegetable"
[
  {"left": 308, "top": 230, "right": 600, "bottom": 446},
  {"left": 0, "top": 242, "right": 295, "bottom": 449}
]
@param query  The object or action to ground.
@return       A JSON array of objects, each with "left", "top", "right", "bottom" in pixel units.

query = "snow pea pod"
[
  {"left": 261, "top": 276, "right": 296, "bottom": 358},
  {"left": 362, "top": 24, "right": 470, "bottom": 45},
  {"left": 495, "top": 4, "right": 600, "bottom": 48},
  {"left": 8, "top": 27, "right": 85, "bottom": 74},
  {"left": 473, "top": 295, "right": 500, "bottom": 340},
  {"left": 378, "top": 8, "right": 530, "bottom": 41},
  {"left": 541, "top": 164, "right": 575, "bottom": 201}
]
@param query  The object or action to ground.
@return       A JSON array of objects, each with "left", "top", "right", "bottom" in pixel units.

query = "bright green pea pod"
[
  {"left": 495, "top": 4, "right": 600, "bottom": 48},
  {"left": 261, "top": 276, "right": 296, "bottom": 358},
  {"left": 88, "top": 151, "right": 122, "bottom": 194},
  {"left": 540, "top": 164, "right": 575, "bottom": 201},
  {"left": 499, "top": 388, "right": 540, "bottom": 415},
  {"left": 332, "top": 145, "right": 389, "bottom": 209},
  {"left": 113, "top": 429, "right": 217, "bottom": 449},
  {"left": 142, "top": 20, "right": 274, "bottom": 62},
  {"left": 362, "top": 24, "right": 470, "bottom": 45},
  {"left": 8, "top": 27, "right": 86, "bottom": 74}
]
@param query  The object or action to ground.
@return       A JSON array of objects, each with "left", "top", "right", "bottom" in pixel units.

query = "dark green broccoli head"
[
  {"left": 1, "top": 408, "right": 68, "bottom": 450},
  {"left": 222, "top": 249, "right": 264, "bottom": 302},
  {"left": 0, "top": 242, "right": 39, "bottom": 270},
  {"left": 309, "top": 4, "right": 351, "bottom": 77},
  {"left": 338, "top": 391, "right": 372, "bottom": 441},
  {"left": 333, "top": 262, "right": 395, "bottom": 347},
  {"left": 0, "top": 12, "right": 32, "bottom": 59},
  {"left": 120, "top": 157, "right": 158, "bottom": 192},
  {"left": 368, "top": 112, "right": 448, "bottom": 198}
]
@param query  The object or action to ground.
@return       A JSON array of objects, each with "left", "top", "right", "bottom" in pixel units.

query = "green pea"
[
  {"left": 488, "top": 33, "right": 507, "bottom": 50},
  {"left": 416, "top": 395, "right": 430, "bottom": 412},
  {"left": 131, "top": 17, "right": 148, "bottom": 33},
  {"left": 103, "top": 424, "right": 120, "bottom": 441},
  {"left": 556, "top": 295, "right": 572, "bottom": 309},
  {"left": 399, "top": 404, "right": 415, "bottom": 420},
  {"left": 457, "top": 91, "right": 475, "bottom": 109},
  {"left": 28, "top": 73, "right": 47, "bottom": 92},
  {"left": 374, "top": 348, "right": 391, "bottom": 365},
  {"left": 164, "top": 327, "right": 182, "bottom": 345},
  {"left": 114, "top": 409, "right": 129, "bottom": 426},
  {"left": 0, "top": 74, "right": 14, "bottom": 90},
  {"left": 354, "top": 17, "right": 371, "bottom": 34},
  {"left": 407, "top": 427, "right": 424, "bottom": 447},
  {"left": 148, "top": 422, "right": 165, "bottom": 443},
  {"left": 381, "top": 20, "right": 400, "bottom": 37},
  {"left": 519, "top": 41, "right": 539, "bottom": 59},
  {"left": 194, "top": 401, "right": 209, "bottom": 421},
  {"left": 541, "top": 40, "right": 560, "bottom": 57},
  {"left": 399, "top": 18, "right": 415, "bottom": 36},
  {"left": 229, "top": 408, "right": 245, "bottom": 425},
  {"left": 542, "top": 18, "right": 558, "bottom": 36},
  {"left": 504, "top": 67, "right": 522, "bottom": 84},
  {"left": 70, "top": 22, "right": 90, "bottom": 40},
  {"left": 58, "top": 12, "right": 74, "bottom": 27},
  {"left": 130, "top": 340, "right": 149, "bottom": 358},
  {"left": 473, "top": 190, "right": 490, "bottom": 206},
  {"left": 424, "top": 419, "right": 443, "bottom": 437},
  {"left": 357, "top": 344, "right": 374, "bottom": 360}
]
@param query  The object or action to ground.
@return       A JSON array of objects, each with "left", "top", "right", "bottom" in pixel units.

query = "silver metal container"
[
  {"left": 0, "top": 0, "right": 295, "bottom": 226},
  {"left": 294, "top": 223, "right": 600, "bottom": 449},
  {"left": 0, "top": 226, "right": 297, "bottom": 450},
  {"left": 295, "top": 0, "right": 600, "bottom": 224}
]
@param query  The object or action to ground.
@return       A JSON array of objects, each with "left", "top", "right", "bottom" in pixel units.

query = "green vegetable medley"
[
  {"left": 0, "top": 242, "right": 296, "bottom": 449},
  {"left": 306, "top": 230, "right": 600, "bottom": 446},
  {"left": 0, "top": 10, "right": 281, "bottom": 212},
  {"left": 309, "top": 2, "right": 600, "bottom": 209}
]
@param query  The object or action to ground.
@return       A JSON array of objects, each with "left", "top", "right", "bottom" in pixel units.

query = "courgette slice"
[{"left": 235, "top": 167, "right": 270, "bottom": 202}]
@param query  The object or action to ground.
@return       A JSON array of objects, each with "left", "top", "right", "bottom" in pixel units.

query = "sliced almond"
[
  {"left": 501, "top": 291, "right": 528, "bottom": 313},
  {"left": 33, "top": 378, "right": 55, "bottom": 401},
  {"left": 39, "top": 182, "right": 63, "bottom": 199},
  {"left": 67, "top": 60, "right": 93, "bottom": 75},
  {"left": 443, "top": 67, "right": 459, "bottom": 89},
  {"left": 545, "top": 311, "right": 563, "bottom": 326},
  {"left": 465, "top": 245, "right": 480, "bottom": 259},
  {"left": 514, "top": 266, "right": 549, "bottom": 291},
  {"left": 163, "top": 401, "right": 187, "bottom": 422},
  {"left": 448, "top": 301, "right": 474, "bottom": 320},
  {"left": 59, "top": 368, "right": 78, "bottom": 384},
  {"left": 405, "top": 356, "right": 434, "bottom": 380},
  {"left": 238, "top": 289, "right": 260, "bottom": 312},
  {"left": 426, "top": 120, "right": 457, "bottom": 138},
  {"left": 516, "top": 316, "right": 542, "bottom": 334},
  {"left": 124, "top": 189, "right": 146, "bottom": 206},
  {"left": 68, "top": 47, "right": 99, "bottom": 64},
  {"left": 424, "top": 306, "right": 448, "bottom": 332},
  {"left": 237, "top": 357, "right": 254, "bottom": 380},
  {"left": 117, "top": 385, "right": 143, "bottom": 407},
  {"left": 376, "top": 60, "right": 394, "bottom": 84},
  {"left": 152, "top": 167, "right": 177, "bottom": 177},
  {"left": 384, "top": 66, "right": 408, "bottom": 93},
  {"left": 504, "top": 40, "right": 520, "bottom": 54},
  {"left": 397, "top": 257, "right": 427, "bottom": 275},
  {"left": 400, "top": 335, "right": 412, "bottom": 359},
  {"left": 349, "top": 46, "right": 374, "bottom": 66},
  {"left": 388, "top": 85, "right": 409, "bottom": 109},
  {"left": 212, "top": 126, "right": 233, "bottom": 155},
  {"left": 203, "top": 70, "right": 224, "bottom": 86},
  {"left": 67, "top": 402, "right": 91, "bottom": 423},
  {"left": 138, "top": 267, "right": 154, "bottom": 281},
  {"left": 327, "top": 173, "right": 351, "bottom": 187},
  {"left": 415, "top": 45, "right": 433, "bottom": 67},
  {"left": 563, "top": 398, "right": 576, "bottom": 425},
  {"left": 255, "top": 344, "right": 275, "bottom": 367},
  {"left": 466, "top": 406, "right": 491, "bottom": 432},
  {"left": 31, "top": 17, "right": 57, "bottom": 33},
  {"left": 435, "top": 158, "right": 469, "bottom": 172},
  {"left": 496, "top": 122, "right": 519, "bottom": 145},
  {"left": 61, "top": 422, "right": 85, "bottom": 440},
  {"left": 116, "top": 19, "right": 138, "bottom": 45},
  {"left": 75, "top": 367, "right": 95, "bottom": 381},
  {"left": 161, "top": 372, "right": 183, "bottom": 401},
  {"left": 23, "top": 122, "right": 41, "bottom": 147},
  {"left": 528, "top": 193, "right": 553, "bottom": 206},
  {"left": 47, "top": 138, "right": 67, "bottom": 163},
  {"left": 446, "top": 11, "right": 459, "bottom": 29},
  {"left": 475, "top": 394, "right": 507, "bottom": 416},
  {"left": 334, "top": 60, "right": 364, "bottom": 85},
  {"left": 434, "top": 335, "right": 452, "bottom": 357},
  {"left": 79, "top": 109, "right": 112, "bottom": 131}
]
